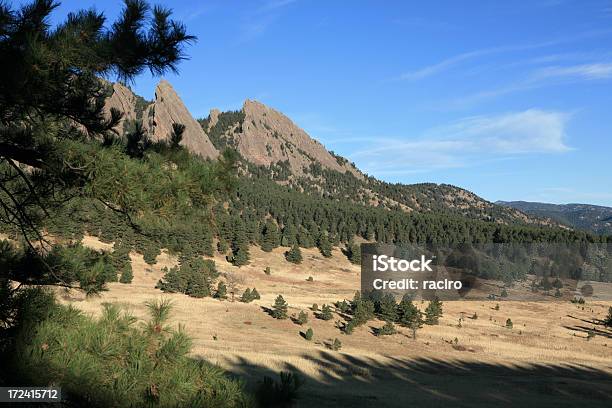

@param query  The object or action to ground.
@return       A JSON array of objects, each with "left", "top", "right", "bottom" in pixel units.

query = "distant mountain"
[{"left": 497, "top": 201, "right": 612, "bottom": 235}]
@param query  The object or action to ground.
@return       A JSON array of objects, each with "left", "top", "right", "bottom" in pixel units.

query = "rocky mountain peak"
[
  {"left": 144, "top": 80, "right": 218, "bottom": 159},
  {"left": 233, "top": 99, "right": 361, "bottom": 177}
]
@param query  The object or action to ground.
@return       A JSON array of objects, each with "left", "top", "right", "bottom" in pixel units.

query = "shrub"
[
  {"left": 304, "top": 327, "right": 313, "bottom": 340},
  {"left": 319, "top": 304, "right": 333, "bottom": 320},
  {"left": 331, "top": 338, "right": 342, "bottom": 351},
  {"left": 311, "top": 303, "right": 319, "bottom": 312},
  {"left": 296, "top": 311, "right": 308, "bottom": 325},
  {"left": 306, "top": 276, "right": 313, "bottom": 282},
  {"left": 264, "top": 266, "right": 271, "bottom": 275},
  {"left": 271, "top": 295, "right": 288, "bottom": 319},
  {"left": 506, "top": 318, "right": 513, "bottom": 329},
  {"left": 376, "top": 321, "right": 397, "bottom": 336},
  {"left": 501, "top": 288, "right": 508, "bottom": 298}
]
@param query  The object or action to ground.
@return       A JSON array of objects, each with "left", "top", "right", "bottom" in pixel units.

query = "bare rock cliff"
[
  {"left": 144, "top": 80, "right": 218, "bottom": 159},
  {"left": 234, "top": 100, "right": 360, "bottom": 177},
  {"left": 103, "top": 82, "right": 138, "bottom": 132}
]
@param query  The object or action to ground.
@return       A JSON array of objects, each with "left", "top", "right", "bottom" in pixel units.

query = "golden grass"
[{"left": 57, "top": 237, "right": 612, "bottom": 407}]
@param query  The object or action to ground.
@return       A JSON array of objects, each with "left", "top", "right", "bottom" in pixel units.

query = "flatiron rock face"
[
  {"left": 144, "top": 80, "right": 218, "bottom": 159},
  {"left": 234, "top": 99, "right": 361, "bottom": 177}
]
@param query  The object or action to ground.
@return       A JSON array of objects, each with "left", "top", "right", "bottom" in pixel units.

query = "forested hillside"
[{"left": 498, "top": 201, "right": 612, "bottom": 235}]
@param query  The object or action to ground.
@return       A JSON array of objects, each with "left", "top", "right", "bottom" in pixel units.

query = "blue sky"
[{"left": 47, "top": 0, "right": 612, "bottom": 206}]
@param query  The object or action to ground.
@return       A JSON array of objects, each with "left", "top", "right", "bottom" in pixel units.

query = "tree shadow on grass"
[{"left": 204, "top": 350, "right": 612, "bottom": 408}]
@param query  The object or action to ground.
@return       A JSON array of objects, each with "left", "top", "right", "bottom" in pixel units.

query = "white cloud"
[
  {"left": 533, "top": 63, "right": 612, "bottom": 80},
  {"left": 349, "top": 109, "right": 572, "bottom": 175},
  {"left": 396, "top": 29, "right": 612, "bottom": 81}
]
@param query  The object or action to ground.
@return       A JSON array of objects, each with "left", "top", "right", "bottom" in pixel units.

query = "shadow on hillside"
[
  {"left": 564, "top": 314, "right": 612, "bottom": 339},
  {"left": 207, "top": 350, "right": 612, "bottom": 408}
]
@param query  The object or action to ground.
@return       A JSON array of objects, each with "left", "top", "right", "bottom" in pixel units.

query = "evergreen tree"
[
  {"left": 240, "top": 288, "right": 253, "bottom": 303},
  {"left": 251, "top": 288, "right": 261, "bottom": 300},
  {"left": 215, "top": 282, "right": 227, "bottom": 300},
  {"left": 319, "top": 304, "right": 333, "bottom": 320},
  {"left": 376, "top": 321, "right": 397, "bottom": 336},
  {"left": 285, "top": 244, "right": 302, "bottom": 264},
  {"left": 304, "top": 327, "right": 313, "bottom": 341},
  {"left": 347, "top": 242, "right": 361, "bottom": 265},
  {"left": 296, "top": 310, "right": 308, "bottom": 325},
  {"left": 119, "top": 264, "right": 133, "bottom": 284},
  {"left": 281, "top": 224, "right": 298, "bottom": 246},
  {"left": 169, "top": 123, "right": 185, "bottom": 149},
  {"left": 604, "top": 307, "right": 612, "bottom": 327},
  {"left": 261, "top": 220, "right": 280, "bottom": 252},
  {"left": 424, "top": 297, "right": 443, "bottom": 325},
  {"left": 317, "top": 233, "right": 332, "bottom": 257},
  {"left": 397, "top": 298, "right": 422, "bottom": 328},
  {"left": 229, "top": 218, "right": 250, "bottom": 266},
  {"left": 376, "top": 293, "right": 398, "bottom": 322},
  {"left": 271, "top": 295, "right": 288, "bottom": 319}
]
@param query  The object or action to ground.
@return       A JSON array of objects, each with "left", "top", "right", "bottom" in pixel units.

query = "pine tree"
[
  {"left": 252, "top": 288, "right": 261, "bottom": 300},
  {"left": 281, "top": 224, "right": 298, "bottom": 246},
  {"left": 604, "top": 307, "right": 612, "bottom": 327},
  {"left": 304, "top": 328, "right": 313, "bottom": 341},
  {"left": 271, "top": 295, "right": 288, "bottom": 319},
  {"left": 215, "top": 282, "right": 227, "bottom": 300},
  {"left": 377, "top": 293, "right": 398, "bottom": 322},
  {"left": 229, "top": 218, "right": 250, "bottom": 266},
  {"left": 119, "top": 264, "right": 133, "bottom": 284},
  {"left": 319, "top": 304, "right": 333, "bottom": 320},
  {"left": 317, "top": 233, "right": 332, "bottom": 257},
  {"left": 397, "top": 298, "right": 422, "bottom": 328},
  {"left": 424, "top": 297, "right": 443, "bottom": 325},
  {"left": 347, "top": 242, "right": 361, "bottom": 265},
  {"left": 296, "top": 311, "right": 308, "bottom": 325},
  {"left": 285, "top": 244, "right": 302, "bottom": 264},
  {"left": 261, "top": 220, "right": 280, "bottom": 252},
  {"left": 241, "top": 288, "right": 253, "bottom": 303},
  {"left": 169, "top": 123, "right": 186, "bottom": 149},
  {"left": 376, "top": 321, "right": 397, "bottom": 336}
]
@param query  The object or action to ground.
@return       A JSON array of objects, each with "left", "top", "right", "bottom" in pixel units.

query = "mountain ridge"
[
  {"left": 102, "top": 79, "right": 562, "bottom": 228},
  {"left": 497, "top": 201, "right": 612, "bottom": 234}
]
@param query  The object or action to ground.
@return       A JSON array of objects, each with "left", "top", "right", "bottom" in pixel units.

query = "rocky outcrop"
[
  {"left": 103, "top": 82, "right": 138, "bottom": 133},
  {"left": 232, "top": 100, "right": 360, "bottom": 177},
  {"left": 104, "top": 80, "right": 218, "bottom": 160},
  {"left": 143, "top": 80, "right": 218, "bottom": 159}
]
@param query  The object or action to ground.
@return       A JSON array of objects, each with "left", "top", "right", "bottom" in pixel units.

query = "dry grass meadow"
[{"left": 58, "top": 236, "right": 612, "bottom": 407}]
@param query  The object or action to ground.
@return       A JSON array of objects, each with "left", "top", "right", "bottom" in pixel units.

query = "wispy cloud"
[
  {"left": 446, "top": 61, "right": 612, "bottom": 108},
  {"left": 397, "top": 29, "right": 612, "bottom": 81},
  {"left": 533, "top": 63, "right": 612, "bottom": 80},
  {"left": 349, "top": 109, "right": 572, "bottom": 175},
  {"left": 235, "top": 0, "right": 298, "bottom": 44}
]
